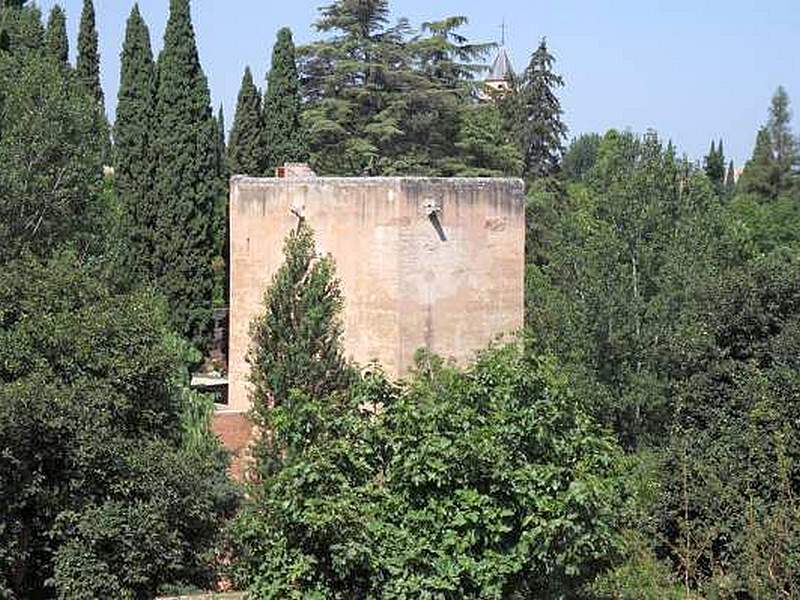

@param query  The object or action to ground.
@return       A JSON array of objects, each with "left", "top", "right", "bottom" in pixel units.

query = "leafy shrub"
[
  {"left": 231, "top": 344, "right": 626, "bottom": 598},
  {"left": 0, "top": 253, "right": 238, "bottom": 599}
]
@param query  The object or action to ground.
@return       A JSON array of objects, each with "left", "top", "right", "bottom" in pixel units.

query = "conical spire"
[
  {"left": 488, "top": 46, "right": 514, "bottom": 82},
  {"left": 488, "top": 21, "right": 514, "bottom": 83}
]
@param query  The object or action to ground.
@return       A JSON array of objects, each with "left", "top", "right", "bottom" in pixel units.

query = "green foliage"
[
  {"left": 768, "top": 85, "right": 798, "bottom": 179},
  {"left": 703, "top": 139, "right": 725, "bottom": 194},
  {"left": 415, "top": 16, "right": 493, "bottom": 87},
  {"left": 231, "top": 344, "right": 626, "bottom": 598},
  {"left": 76, "top": 0, "right": 102, "bottom": 106},
  {"left": 0, "top": 1, "right": 43, "bottom": 54},
  {"left": 299, "top": 4, "right": 490, "bottom": 175},
  {"left": 114, "top": 4, "right": 157, "bottom": 280},
  {"left": 509, "top": 38, "right": 568, "bottom": 180},
  {"left": 738, "top": 127, "right": 780, "bottom": 199},
  {"left": 212, "top": 102, "right": 228, "bottom": 309},
  {"left": 724, "top": 159, "right": 735, "bottom": 197},
  {"left": 527, "top": 130, "right": 727, "bottom": 448},
  {"left": 739, "top": 88, "right": 799, "bottom": 199},
  {"left": 657, "top": 253, "right": 800, "bottom": 597},
  {"left": 727, "top": 192, "right": 800, "bottom": 256},
  {"left": 562, "top": 133, "right": 601, "bottom": 183},
  {"left": 590, "top": 531, "right": 683, "bottom": 600},
  {"left": 0, "top": 41, "right": 104, "bottom": 262},
  {"left": 247, "top": 221, "right": 353, "bottom": 472},
  {"left": 228, "top": 66, "right": 264, "bottom": 176},
  {"left": 152, "top": 0, "right": 220, "bottom": 349},
  {"left": 453, "top": 103, "right": 522, "bottom": 176},
  {"left": 44, "top": 4, "right": 67, "bottom": 66},
  {"left": 0, "top": 253, "right": 238, "bottom": 599},
  {"left": 263, "top": 27, "right": 307, "bottom": 171}
]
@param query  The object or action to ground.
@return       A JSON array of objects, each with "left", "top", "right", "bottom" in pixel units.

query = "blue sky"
[{"left": 37, "top": 0, "right": 800, "bottom": 167}]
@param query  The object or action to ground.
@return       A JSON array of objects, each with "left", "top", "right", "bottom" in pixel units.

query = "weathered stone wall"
[{"left": 226, "top": 177, "right": 525, "bottom": 414}]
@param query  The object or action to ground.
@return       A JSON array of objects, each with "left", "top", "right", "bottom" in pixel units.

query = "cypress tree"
[
  {"left": 153, "top": 0, "right": 218, "bottom": 348},
  {"left": 213, "top": 102, "right": 228, "bottom": 308},
  {"left": 217, "top": 103, "right": 226, "bottom": 170},
  {"left": 228, "top": 66, "right": 264, "bottom": 176},
  {"left": 725, "top": 160, "right": 736, "bottom": 197},
  {"left": 44, "top": 4, "right": 68, "bottom": 66},
  {"left": 76, "top": 0, "right": 103, "bottom": 105},
  {"left": 704, "top": 139, "right": 725, "bottom": 194},
  {"left": 114, "top": 3, "right": 156, "bottom": 277},
  {"left": 512, "top": 38, "right": 568, "bottom": 179},
  {"left": 248, "top": 221, "right": 352, "bottom": 471},
  {"left": 0, "top": 1, "right": 44, "bottom": 53},
  {"left": 263, "top": 27, "right": 307, "bottom": 171}
]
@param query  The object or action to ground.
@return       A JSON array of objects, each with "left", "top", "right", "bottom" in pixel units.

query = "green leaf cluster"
[
  {"left": 298, "top": 3, "right": 496, "bottom": 176},
  {"left": 0, "top": 17, "right": 104, "bottom": 263},
  {"left": 232, "top": 345, "right": 625, "bottom": 598},
  {"left": 0, "top": 253, "right": 238, "bottom": 599}
]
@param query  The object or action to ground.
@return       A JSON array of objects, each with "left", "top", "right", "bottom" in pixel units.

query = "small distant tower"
[{"left": 483, "top": 21, "right": 515, "bottom": 98}]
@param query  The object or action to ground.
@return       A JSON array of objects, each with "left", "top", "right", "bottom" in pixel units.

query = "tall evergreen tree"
[
  {"left": 228, "top": 66, "right": 264, "bottom": 176},
  {"left": 725, "top": 159, "right": 736, "bottom": 197},
  {"left": 299, "top": 2, "right": 485, "bottom": 175},
  {"left": 739, "top": 127, "right": 780, "bottom": 199},
  {"left": 263, "top": 27, "right": 307, "bottom": 171},
  {"left": 213, "top": 103, "right": 228, "bottom": 308},
  {"left": 0, "top": 0, "right": 44, "bottom": 53},
  {"left": 248, "top": 221, "right": 353, "bottom": 472},
  {"left": 768, "top": 86, "right": 798, "bottom": 183},
  {"left": 76, "top": 0, "right": 103, "bottom": 105},
  {"left": 44, "top": 4, "right": 68, "bottom": 66},
  {"left": 153, "top": 0, "right": 219, "bottom": 348},
  {"left": 216, "top": 103, "right": 226, "bottom": 171},
  {"left": 415, "top": 16, "right": 493, "bottom": 88},
  {"left": 512, "top": 38, "right": 568, "bottom": 179},
  {"left": 704, "top": 139, "right": 725, "bottom": 194},
  {"left": 114, "top": 3, "right": 156, "bottom": 277},
  {"left": 0, "top": 14, "right": 103, "bottom": 262}
]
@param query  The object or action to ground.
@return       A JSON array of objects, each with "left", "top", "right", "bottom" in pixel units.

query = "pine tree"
[
  {"left": 44, "top": 4, "right": 68, "bottom": 66},
  {"left": 768, "top": 86, "right": 798, "bottom": 184},
  {"left": 739, "top": 127, "right": 780, "bottom": 199},
  {"left": 415, "top": 16, "right": 493, "bottom": 88},
  {"left": 76, "top": 0, "right": 103, "bottom": 106},
  {"left": 248, "top": 221, "right": 352, "bottom": 471},
  {"left": 263, "top": 27, "right": 307, "bottom": 171},
  {"left": 153, "top": 0, "right": 219, "bottom": 348},
  {"left": 512, "top": 38, "right": 568, "bottom": 179},
  {"left": 704, "top": 139, "right": 725, "bottom": 194},
  {"left": 300, "top": 2, "right": 482, "bottom": 175},
  {"left": 114, "top": 3, "right": 156, "bottom": 277},
  {"left": 228, "top": 66, "right": 264, "bottom": 176}
]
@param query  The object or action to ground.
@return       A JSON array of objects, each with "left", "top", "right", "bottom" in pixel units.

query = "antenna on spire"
[{"left": 500, "top": 19, "right": 507, "bottom": 46}]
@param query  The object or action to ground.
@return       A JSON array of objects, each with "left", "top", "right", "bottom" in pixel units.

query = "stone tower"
[{"left": 224, "top": 175, "right": 526, "bottom": 418}]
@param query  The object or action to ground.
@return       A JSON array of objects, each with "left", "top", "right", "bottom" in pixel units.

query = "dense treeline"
[
  {"left": 527, "top": 89, "right": 800, "bottom": 596},
  {"left": 0, "top": 1, "right": 235, "bottom": 598},
  {"left": 1, "top": 0, "right": 799, "bottom": 597}
]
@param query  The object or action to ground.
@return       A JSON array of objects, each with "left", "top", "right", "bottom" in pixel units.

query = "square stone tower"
[{"left": 226, "top": 176, "right": 525, "bottom": 415}]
